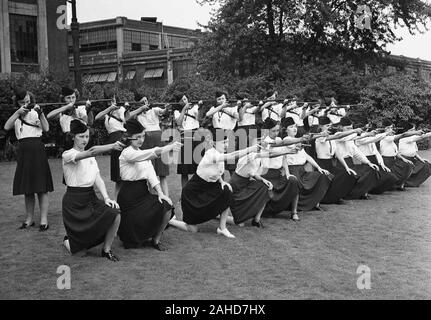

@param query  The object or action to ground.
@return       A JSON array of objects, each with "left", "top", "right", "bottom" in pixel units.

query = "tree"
[{"left": 195, "top": 0, "right": 431, "bottom": 78}]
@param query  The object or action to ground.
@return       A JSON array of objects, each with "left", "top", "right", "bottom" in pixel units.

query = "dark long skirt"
[
  {"left": 141, "top": 130, "right": 169, "bottom": 177},
  {"left": 289, "top": 165, "right": 332, "bottom": 211},
  {"left": 367, "top": 155, "right": 398, "bottom": 194},
  {"left": 229, "top": 173, "right": 270, "bottom": 224},
  {"left": 181, "top": 174, "right": 231, "bottom": 225},
  {"left": 108, "top": 131, "right": 125, "bottom": 182},
  {"left": 341, "top": 157, "right": 379, "bottom": 199},
  {"left": 224, "top": 129, "right": 237, "bottom": 172},
  {"left": 296, "top": 126, "right": 306, "bottom": 138},
  {"left": 382, "top": 156, "right": 414, "bottom": 188},
  {"left": 117, "top": 180, "right": 172, "bottom": 248},
  {"left": 317, "top": 158, "right": 357, "bottom": 204},
  {"left": 262, "top": 168, "right": 300, "bottom": 216},
  {"left": 177, "top": 129, "right": 201, "bottom": 175},
  {"left": 403, "top": 156, "right": 431, "bottom": 187},
  {"left": 13, "top": 137, "right": 54, "bottom": 195},
  {"left": 62, "top": 187, "right": 119, "bottom": 254}
]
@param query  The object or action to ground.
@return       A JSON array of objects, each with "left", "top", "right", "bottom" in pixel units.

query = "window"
[
  {"left": 124, "top": 30, "right": 160, "bottom": 52},
  {"left": 132, "top": 43, "right": 142, "bottom": 51},
  {"left": 164, "top": 35, "right": 194, "bottom": 49},
  {"left": 69, "top": 27, "right": 117, "bottom": 53},
  {"left": 143, "top": 68, "right": 164, "bottom": 79},
  {"left": 9, "top": 14, "right": 38, "bottom": 64}
]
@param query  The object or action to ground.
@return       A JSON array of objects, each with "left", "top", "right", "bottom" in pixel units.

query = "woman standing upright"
[
  {"left": 95, "top": 97, "right": 127, "bottom": 198},
  {"left": 117, "top": 119, "right": 182, "bottom": 251},
  {"left": 62, "top": 120, "right": 124, "bottom": 261},
  {"left": 47, "top": 86, "right": 92, "bottom": 151},
  {"left": 4, "top": 88, "right": 53, "bottom": 231}
]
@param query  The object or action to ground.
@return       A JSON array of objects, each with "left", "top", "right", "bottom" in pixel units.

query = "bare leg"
[
  {"left": 153, "top": 210, "right": 171, "bottom": 244},
  {"left": 291, "top": 194, "right": 300, "bottom": 221},
  {"left": 254, "top": 204, "right": 265, "bottom": 222},
  {"left": 103, "top": 214, "right": 121, "bottom": 252},
  {"left": 24, "top": 194, "right": 35, "bottom": 224},
  {"left": 37, "top": 193, "right": 49, "bottom": 225},
  {"left": 160, "top": 177, "right": 169, "bottom": 197},
  {"left": 218, "top": 209, "right": 235, "bottom": 238},
  {"left": 114, "top": 182, "right": 122, "bottom": 200},
  {"left": 168, "top": 218, "right": 198, "bottom": 232}
]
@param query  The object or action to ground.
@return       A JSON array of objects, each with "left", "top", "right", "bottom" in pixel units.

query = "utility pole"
[{"left": 69, "top": 0, "right": 82, "bottom": 92}]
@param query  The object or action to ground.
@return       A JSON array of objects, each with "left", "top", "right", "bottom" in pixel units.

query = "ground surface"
[{"left": 0, "top": 151, "right": 430, "bottom": 300}]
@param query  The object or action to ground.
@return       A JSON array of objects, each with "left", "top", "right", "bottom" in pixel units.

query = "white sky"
[{"left": 70, "top": 0, "right": 431, "bottom": 61}]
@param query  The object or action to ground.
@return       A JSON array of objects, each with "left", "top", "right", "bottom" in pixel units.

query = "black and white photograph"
[{"left": 0, "top": 0, "right": 431, "bottom": 306}]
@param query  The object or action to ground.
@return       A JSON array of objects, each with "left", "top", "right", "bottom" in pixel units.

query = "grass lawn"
[{"left": 0, "top": 151, "right": 430, "bottom": 299}]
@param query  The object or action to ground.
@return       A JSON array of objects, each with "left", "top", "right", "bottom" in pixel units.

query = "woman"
[
  {"left": 260, "top": 118, "right": 300, "bottom": 221},
  {"left": 334, "top": 117, "right": 380, "bottom": 200},
  {"left": 355, "top": 130, "right": 398, "bottom": 194},
  {"left": 95, "top": 97, "right": 127, "bottom": 198},
  {"left": 206, "top": 91, "right": 240, "bottom": 174},
  {"left": 398, "top": 122, "right": 431, "bottom": 187},
  {"left": 379, "top": 119, "right": 415, "bottom": 190},
  {"left": 174, "top": 94, "right": 201, "bottom": 188},
  {"left": 314, "top": 116, "right": 357, "bottom": 204},
  {"left": 117, "top": 119, "right": 182, "bottom": 251},
  {"left": 47, "top": 86, "right": 92, "bottom": 151},
  {"left": 127, "top": 96, "right": 171, "bottom": 196},
  {"left": 62, "top": 120, "right": 124, "bottom": 261},
  {"left": 170, "top": 129, "right": 259, "bottom": 238},
  {"left": 229, "top": 137, "right": 296, "bottom": 227},
  {"left": 237, "top": 92, "right": 260, "bottom": 149},
  {"left": 282, "top": 117, "right": 332, "bottom": 212},
  {"left": 4, "top": 88, "right": 53, "bottom": 231}
]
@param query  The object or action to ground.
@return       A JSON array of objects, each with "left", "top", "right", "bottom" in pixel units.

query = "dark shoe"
[
  {"left": 396, "top": 186, "right": 406, "bottom": 191},
  {"left": 335, "top": 199, "right": 345, "bottom": 205},
  {"left": 19, "top": 222, "right": 35, "bottom": 229},
  {"left": 101, "top": 250, "right": 120, "bottom": 261},
  {"left": 151, "top": 240, "right": 167, "bottom": 251},
  {"left": 251, "top": 219, "right": 264, "bottom": 228},
  {"left": 314, "top": 205, "right": 326, "bottom": 211},
  {"left": 39, "top": 224, "right": 49, "bottom": 232},
  {"left": 359, "top": 194, "right": 370, "bottom": 200}
]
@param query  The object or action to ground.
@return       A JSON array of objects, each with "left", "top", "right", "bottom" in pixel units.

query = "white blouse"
[
  {"left": 261, "top": 136, "right": 285, "bottom": 169},
  {"left": 62, "top": 148, "right": 99, "bottom": 187},
  {"left": 327, "top": 108, "right": 346, "bottom": 124},
  {"left": 315, "top": 137, "right": 336, "bottom": 159},
  {"left": 235, "top": 152, "right": 261, "bottom": 178},
  {"left": 196, "top": 148, "right": 225, "bottom": 182},
  {"left": 284, "top": 146, "right": 307, "bottom": 166},
  {"left": 104, "top": 106, "right": 126, "bottom": 134},
  {"left": 379, "top": 136, "right": 398, "bottom": 157},
  {"left": 209, "top": 106, "right": 238, "bottom": 130},
  {"left": 399, "top": 136, "right": 419, "bottom": 157},
  {"left": 59, "top": 105, "right": 87, "bottom": 133},
  {"left": 137, "top": 107, "right": 163, "bottom": 132},
  {"left": 119, "top": 146, "right": 160, "bottom": 187},
  {"left": 262, "top": 103, "right": 283, "bottom": 122},
  {"left": 174, "top": 104, "right": 200, "bottom": 131},
  {"left": 14, "top": 109, "right": 43, "bottom": 140},
  {"left": 238, "top": 106, "right": 258, "bottom": 127}
]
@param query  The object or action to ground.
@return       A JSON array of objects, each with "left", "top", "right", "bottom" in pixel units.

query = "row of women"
[{"left": 4, "top": 87, "right": 431, "bottom": 261}]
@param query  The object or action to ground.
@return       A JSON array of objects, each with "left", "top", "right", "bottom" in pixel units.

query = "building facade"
[
  {"left": 69, "top": 17, "right": 201, "bottom": 88},
  {"left": 0, "top": 0, "right": 68, "bottom": 75}
]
